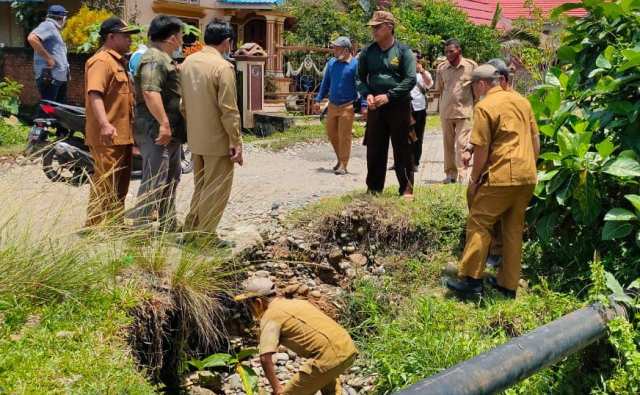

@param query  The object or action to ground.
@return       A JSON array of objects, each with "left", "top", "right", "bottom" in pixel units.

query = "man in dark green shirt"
[
  {"left": 358, "top": 10, "right": 416, "bottom": 198},
  {"left": 131, "top": 15, "right": 186, "bottom": 230}
]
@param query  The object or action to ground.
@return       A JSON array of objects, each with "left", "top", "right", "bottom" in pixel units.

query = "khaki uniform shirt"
[
  {"left": 259, "top": 298, "right": 357, "bottom": 372},
  {"left": 470, "top": 86, "right": 539, "bottom": 186},
  {"left": 85, "top": 48, "right": 134, "bottom": 146},
  {"left": 436, "top": 57, "right": 477, "bottom": 120},
  {"left": 180, "top": 46, "right": 241, "bottom": 156},
  {"left": 134, "top": 47, "right": 186, "bottom": 143}
]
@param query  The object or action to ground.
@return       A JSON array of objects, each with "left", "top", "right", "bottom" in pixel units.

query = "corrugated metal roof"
[
  {"left": 455, "top": 0, "right": 495, "bottom": 24},
  {"left": 220, "top": 0, "right": 283, "bottom": 4},
  {"left": 455, "top": 0, "right": 587, "bottom": 28},
  {"left": 485, "top": 0, "right": 587, "bottom": 20}
]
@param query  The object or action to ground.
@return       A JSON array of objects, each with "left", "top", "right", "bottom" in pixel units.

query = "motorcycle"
[{"left": 27, "top": 100, "right": 193, "bottom": 185}]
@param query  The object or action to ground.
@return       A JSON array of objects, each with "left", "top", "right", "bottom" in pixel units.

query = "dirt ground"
[{"left": 0, "top": 134, "right": 446, "bottom": 237}]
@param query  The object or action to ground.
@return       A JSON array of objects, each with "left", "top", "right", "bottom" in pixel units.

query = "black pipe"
[{"left": 395, "top": 302, "right": 626, "bottom": 395}]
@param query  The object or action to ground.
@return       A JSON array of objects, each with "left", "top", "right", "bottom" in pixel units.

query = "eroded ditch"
[{"left": 127, "top": 198, "right": 437, "bottom": 394}]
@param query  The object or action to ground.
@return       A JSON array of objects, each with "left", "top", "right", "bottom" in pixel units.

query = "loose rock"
[
  {"left": 328, "top": 247, "right": 343, "bottom": 265},
  {"left": 348, "top": 253, "right": 368, "bottom": 267}
]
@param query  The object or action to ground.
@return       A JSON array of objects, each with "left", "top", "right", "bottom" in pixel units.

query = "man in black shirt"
[{"left": 357, "top": 11, "right": 417, "bottom": 198}]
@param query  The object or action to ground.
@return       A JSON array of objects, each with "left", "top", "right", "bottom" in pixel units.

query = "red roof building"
[{"left": 455, "top": 0, "right": 587, "bottom": 26}]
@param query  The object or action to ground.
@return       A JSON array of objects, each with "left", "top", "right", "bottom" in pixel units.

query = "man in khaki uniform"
[
  {"left": 436, "top": 38, "right": 477, "bottom": 183},
  {"left": 446, "top": 64, "right": 540, "bottom": 299},
  {"left": 180, "top": 20, "right": 242, "bottom": 236},
  {"left": 84, "top": 17, "right": 140, "bottom": 226},
  {"left": 462, "top": 58, "right": 513, "bottom": 268},
  {"left": 235, "top": 277, "right": 357, "bottom": 395}
]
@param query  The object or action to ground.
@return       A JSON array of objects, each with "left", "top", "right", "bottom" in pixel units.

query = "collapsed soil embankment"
[{"left": 127, "top": 194, "right": 441, "bottom": 394}]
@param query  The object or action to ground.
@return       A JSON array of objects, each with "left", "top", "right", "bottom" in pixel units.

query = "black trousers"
[
  {"left": 412, "top": 109, "right": 427, "bottom": 165},
  {"left": 364, "top": 98, "right": 414, "bottom": 195},
  {"left": 36, "top": 78, "right": 67, "bottom": 103}
]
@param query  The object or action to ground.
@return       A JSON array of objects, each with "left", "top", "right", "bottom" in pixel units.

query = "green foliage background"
[
  {"left": 526, "top": 0, "right": 640, "bottom": 290},
  {"left": 283, "top": 0, "right": 500, "bottom": 63}
]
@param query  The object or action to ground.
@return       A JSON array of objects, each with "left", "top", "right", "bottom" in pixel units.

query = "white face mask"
[{"left": 48, "top": 16, "right": 66, "bottom": 29}]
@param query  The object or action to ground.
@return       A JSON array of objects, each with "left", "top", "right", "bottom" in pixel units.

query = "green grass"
[
  {"left": 426, "top": 114, "right": 441, "bottom": 133},
  {"left": 0, "top": 288, "right": 156, "bottom": 394},
  {"left": 291, "top": 185, "right": 613, "bottom": 394},
  {"left": 242, "top": 115, "right": 440, "bottom": 151},
  {"left": 243, "top": 122, "right": 365, "bottom": 151},
  {"left": 0, "top": 194, "right": 233, "bottom": 393},
  {"left": 0, "top": 119, "right": 28, "bottom": 156}
]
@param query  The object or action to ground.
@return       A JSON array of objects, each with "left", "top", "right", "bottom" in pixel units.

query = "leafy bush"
[
  {"left": 0, "top": 119, "right": 28, "bottom": 147},
  {"left": 0, "top": 78, "right": 22, "bottom": 115},
  {"left": 283, "top": 0, "right": 500, "bottom": 63},
  {"left": 283, "top": 0, "right": 371, "bottom": 47},
  {"left": 527, "top": 0, "right": 640, "bottom": 288},
  {"left": 62, "top": 5, "right": 113, "bottom": 53},
  {"left": 393, "top": 0, "right": 500, "bottom": 62}
]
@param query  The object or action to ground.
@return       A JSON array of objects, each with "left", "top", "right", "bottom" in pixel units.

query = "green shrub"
[
  {"left": 527, "top": 0, "right": 640, "bottom": 289},
  {"left": 0, "top": 78, "right": 22, "bottom": 115},
  {"left": 282, "top": 0, "right": 500, "bottom": 63},
  {"left": 0, "top": 119, "right": 28, "bottom": 147},
  {"left": 393, "top": 0, "right": 501, "bottom": 62}
]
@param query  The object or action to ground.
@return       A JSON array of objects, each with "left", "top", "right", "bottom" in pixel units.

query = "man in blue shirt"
[
  {"left": 315, "top": 36, "right": 361, "bottom": 175},
  {"left": 27, "top": 5, "right": 70, "bottom": 104}
]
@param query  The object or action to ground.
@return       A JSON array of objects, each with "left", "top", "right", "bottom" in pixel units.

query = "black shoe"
[
  {"left": 486, "top": 254, "right": 503, "bottom": 268},
  {"left": 412, "top": 165, "right": 419, "bottom": 172},
  {"left": 446, "top": 276, "right": 483, "bottom": 298},
  {"left": 486, "top": 276, "right": 516, "bottom": 299}
]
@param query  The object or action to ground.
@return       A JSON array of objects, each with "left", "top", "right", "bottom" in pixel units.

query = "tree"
[
  {"left": 392, "top": 0, "right": 500, "bottom": 63},
  {"left": 283, "top": 0, "right": 500, "bottom": 63}
]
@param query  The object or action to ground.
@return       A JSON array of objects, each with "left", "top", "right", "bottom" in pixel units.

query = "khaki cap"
[
  {"left": 367, "top": 11, "right": 396, "bottom": 26},
  {"left": 462, "top": 64, "right": 499, "bottom": 87},
  {"left": 234, "top": 276, "right": 276, "bottom": 301}
]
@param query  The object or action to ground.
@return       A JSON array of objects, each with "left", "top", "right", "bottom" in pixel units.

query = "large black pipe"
[{"left": 395, "top": 302, "right": 626, "bottom": 395}]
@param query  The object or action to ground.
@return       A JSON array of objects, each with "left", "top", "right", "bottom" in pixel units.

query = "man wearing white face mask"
[
  {"left": 131, "top": 15, "right": 186, "bottom": 231},
  {"left": 27, "top": 5, "right": 70, "bottom": 105}
]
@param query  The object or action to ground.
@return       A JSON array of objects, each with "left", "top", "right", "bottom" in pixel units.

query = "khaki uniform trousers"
[
  {"left": 184, "top": 154, "right": 234, "bottom": 234},
  {"left": 283, "top": 355, "right": 355, "bottom": 395},
  {"left": 86, "top": 144, "right": 132, "bottom": 227},
  {"left": 441, "top": 118, "right": 472, "bottom": 182},
  {"left": 459, "top": 184, "right": 535, "bottom": 291},
  {"left": 325, "top": 102, "right": 354, "bottom": 167}
]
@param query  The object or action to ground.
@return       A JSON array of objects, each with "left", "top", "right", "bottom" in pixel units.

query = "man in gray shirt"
[{"left": 27, "top": 5, "right": 70, "bottom": 104}]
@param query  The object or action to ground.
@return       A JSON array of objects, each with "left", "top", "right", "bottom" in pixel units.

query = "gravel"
[{"left": 0, "top": 136, "right": 445, "bottom": 238}]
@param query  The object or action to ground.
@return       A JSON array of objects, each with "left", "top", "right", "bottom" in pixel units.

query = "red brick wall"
[{"left": 0, "top": 47, "right": 89, "bottom": 107}]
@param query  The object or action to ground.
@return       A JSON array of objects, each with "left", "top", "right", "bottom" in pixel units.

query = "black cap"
[{"left": 99, "top": 17, "right": 141, "bottom": 37}]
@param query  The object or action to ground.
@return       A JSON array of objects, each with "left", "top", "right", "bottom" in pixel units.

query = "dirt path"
[{"left": 0, "top": 134, "right": 446, "bottom": 237}]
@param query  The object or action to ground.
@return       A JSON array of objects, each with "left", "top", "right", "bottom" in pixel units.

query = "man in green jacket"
[
  {"left": 357, "top": 11, "right": 417, "bottom": 199},
  {"left": 131, "top": 15, "right": 185, "bottom": 231}
]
